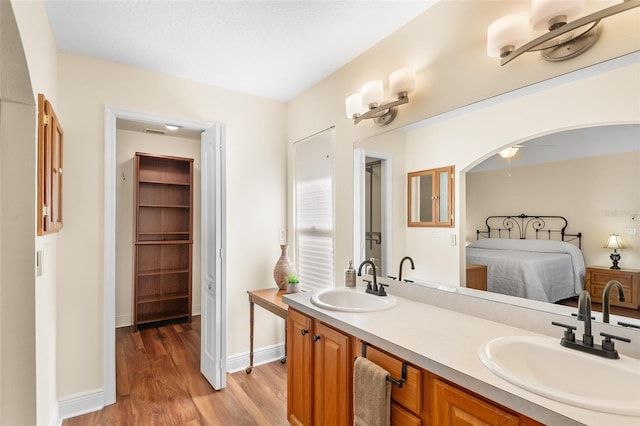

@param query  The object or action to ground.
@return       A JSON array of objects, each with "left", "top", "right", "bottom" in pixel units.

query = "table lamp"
[{"left": 604, "top": 234, "right": 625, "bottom": 270}]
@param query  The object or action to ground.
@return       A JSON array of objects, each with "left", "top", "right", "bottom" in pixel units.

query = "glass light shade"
[
  {"left": 604, "top": 234, "right": 626, "bottom": 250},
  {"left": 531, "top": 0, "right": 585, "bottom": 31},
  {"left": 498, "top": 146, "right": 520, "bottom": 158},
  {"left": 361, "top": 80, "right": 384, "bottom": 107},
  {"left": 345, "top": 93, "right": 364, "bottom": 118},
  {"left": 487, "top": 13, "right": 530, "bottom": 58},
  {"left": 389, "top": 68, "right": 416, "bottom": 97}
]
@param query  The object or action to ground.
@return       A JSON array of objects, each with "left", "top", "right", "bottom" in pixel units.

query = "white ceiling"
[{"left": 44, "top": 0, "right": 437, "bottom": 102}]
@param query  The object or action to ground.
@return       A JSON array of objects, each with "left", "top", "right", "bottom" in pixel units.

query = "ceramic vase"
[{"left": 273, "top": 244, "right": 293, "bottom": 290}]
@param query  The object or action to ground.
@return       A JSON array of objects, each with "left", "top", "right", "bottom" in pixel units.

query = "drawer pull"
[{"left": 359, "top": 342, "right": 407, "bottom": 388}]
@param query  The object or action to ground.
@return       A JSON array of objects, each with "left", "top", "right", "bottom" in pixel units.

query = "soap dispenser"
[{"left": 345, "top": 260, "right": 356, "bottom": 288}]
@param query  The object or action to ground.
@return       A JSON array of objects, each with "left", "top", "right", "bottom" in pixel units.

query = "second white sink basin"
[
  {"left": 479, "top": 335, "right": 640, "bottom": 416},
  {"left": 310, "top": 288, "right": 397, "bottom": 312}
]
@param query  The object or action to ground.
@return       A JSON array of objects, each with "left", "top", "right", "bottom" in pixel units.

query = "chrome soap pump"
[{"left": 345, "top": 260, "right": 356, "bottom": 288}]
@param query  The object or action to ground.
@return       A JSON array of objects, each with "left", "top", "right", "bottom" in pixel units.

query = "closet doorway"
[{"left": 104, "top": 108, "right": 227, "bottom": 406}]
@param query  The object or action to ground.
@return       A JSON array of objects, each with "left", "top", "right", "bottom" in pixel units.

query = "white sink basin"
[
  {"left": 479, "top": 335, "right": 640, "bottom": 416},
  {"left": 310, "top": 288, "right": 397, "bottom": 312}
]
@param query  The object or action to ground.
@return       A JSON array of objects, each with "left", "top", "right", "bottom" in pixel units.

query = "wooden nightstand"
[
  {"left": 466, "top": 264, "right": 487, "bottom": 291},
  {"left": 585, "top": 266, "right": 640, "bottom": 309}
]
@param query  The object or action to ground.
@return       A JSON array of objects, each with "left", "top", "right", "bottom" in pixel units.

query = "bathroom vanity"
[{"left": 283, "top": 284, "right": 640, "bottom": 426}]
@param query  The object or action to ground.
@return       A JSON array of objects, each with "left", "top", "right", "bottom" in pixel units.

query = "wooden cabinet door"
[
  {"left": 287, "top": 309, "right": 313, "bottom": 426},
  {"left": 37, "top": 94, "right": 64, "bottom": 234},
  {"left": 313, "top": 321, "right": 352, "bottom": 425},
  {"left": 433, "top": 379, "right": 519, "bottom": 426}
]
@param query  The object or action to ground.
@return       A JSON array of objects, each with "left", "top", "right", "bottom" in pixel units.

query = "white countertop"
[{"left": 283, "top": 288, "right": 640, "bottom": 426}]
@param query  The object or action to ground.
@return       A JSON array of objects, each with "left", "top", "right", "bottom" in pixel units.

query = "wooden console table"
[{"left": 246, "top": 288, "right": 288, "bottom": 374}]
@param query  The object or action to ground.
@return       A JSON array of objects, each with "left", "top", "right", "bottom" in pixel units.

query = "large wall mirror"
[{"left": 353, "top": 58, "right": 640, "bottom": 329}]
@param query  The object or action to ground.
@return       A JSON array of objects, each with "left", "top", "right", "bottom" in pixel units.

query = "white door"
[{"left": 200, "top": 124, "right": 226, "bottom": 389}]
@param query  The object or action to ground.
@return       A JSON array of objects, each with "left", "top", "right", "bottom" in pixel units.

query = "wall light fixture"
[
  {"left": 345, "top": 68, "right": 416, "bottom": 126},
  {"left": 487, "top": 0, "right": 640, "bottom": 65}
]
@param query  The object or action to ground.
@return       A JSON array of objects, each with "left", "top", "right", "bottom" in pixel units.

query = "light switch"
[{"left": 36, "top": 250, "right": 44, "bottom": 276}]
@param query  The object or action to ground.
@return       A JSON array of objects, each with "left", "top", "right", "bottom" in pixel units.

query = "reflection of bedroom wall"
[{"left": 466, "top": 151, "right": 640, "bottom": 270}]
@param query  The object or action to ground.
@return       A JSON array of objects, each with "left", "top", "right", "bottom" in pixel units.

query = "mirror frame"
[{"left": 407, "top": 166, "right": 454, "bottom": 227}]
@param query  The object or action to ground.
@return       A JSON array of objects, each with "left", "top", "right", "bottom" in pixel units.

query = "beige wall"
[
  {"left": 467, "top": 151, "right": 640, "bottom": 270},
  {"left": 116, "top": 130, "right": 202, "bottom": 327},
  {"left": 55, "top": 51, "right": 287, "bottom": 397},
  {"left": 6, "top": 0, "right": 59, "bottom": 424}
]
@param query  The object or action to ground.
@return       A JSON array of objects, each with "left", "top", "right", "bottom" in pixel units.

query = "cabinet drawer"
[
  {"left": 362, "top": 344, "right": 422, "bottom": 415},
  {"left": 391, "top": 402, "right": 421, "bottom": 426},
  {"left": 586, "top": 268, "right": 638, "bottom": 308}
]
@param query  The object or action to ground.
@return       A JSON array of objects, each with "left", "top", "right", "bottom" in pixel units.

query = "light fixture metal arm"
[
  {"left": 354, "top": 94, "right": 409, "bottom": 125},
  {"left": 501, "top": 0, "right": 640, "bottom": 65}
]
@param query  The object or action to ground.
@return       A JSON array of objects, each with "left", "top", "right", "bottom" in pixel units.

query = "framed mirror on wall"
[{"left": 407, "top": 166, "right": 454, "bottom": 227}]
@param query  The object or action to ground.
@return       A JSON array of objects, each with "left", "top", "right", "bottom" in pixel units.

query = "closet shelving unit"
[{"left": 133, "top": 152, "right": 194, "bottom": 331}]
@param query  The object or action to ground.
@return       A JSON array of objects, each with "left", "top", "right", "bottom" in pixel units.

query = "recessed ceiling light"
[{"left": 165, "top": 124, "right": 181, "bottom": 131}]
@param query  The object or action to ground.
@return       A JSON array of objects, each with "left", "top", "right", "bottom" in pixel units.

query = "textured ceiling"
[{"left": 44, "top": 0, "right": 437, "bottom": 102}]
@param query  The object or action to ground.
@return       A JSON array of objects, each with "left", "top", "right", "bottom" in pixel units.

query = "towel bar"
[{"left": 358, "top": 342, "right": 407, "bottom": 388}]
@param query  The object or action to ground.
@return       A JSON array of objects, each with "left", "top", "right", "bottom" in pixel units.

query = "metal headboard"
[{"left": 476, "top": 213, "right": 582, "bottom": 249}]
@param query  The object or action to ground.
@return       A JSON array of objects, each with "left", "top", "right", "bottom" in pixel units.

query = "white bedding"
[{"left": 466, "top": 239, "right": 585, "bottom": 303}]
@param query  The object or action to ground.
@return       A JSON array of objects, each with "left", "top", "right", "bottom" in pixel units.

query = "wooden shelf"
[{"left": 133, "top": 152, "right": 194, "bottom": 331}]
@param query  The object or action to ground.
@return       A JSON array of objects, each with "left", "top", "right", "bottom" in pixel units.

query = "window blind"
[{"left": 294, "top": 128, "right": 335, "bottom": 291}]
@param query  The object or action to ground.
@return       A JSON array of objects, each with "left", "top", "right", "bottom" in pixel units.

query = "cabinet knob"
[
  {"left": 313, "top": 335, "right": 321, "bottom": 342},
  {"left": 53, "top": 168, "right": 63, "bottom": 174},
  {"left": 300, "top": 329, "right": 308, "bottom": 336}
]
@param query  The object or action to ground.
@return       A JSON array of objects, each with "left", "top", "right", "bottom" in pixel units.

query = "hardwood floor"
[{"left": 63, "top": 317, "right": 288, "bottom": 425}]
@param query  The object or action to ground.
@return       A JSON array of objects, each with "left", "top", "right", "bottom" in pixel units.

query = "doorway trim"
[
  {"left": 353, "top": 148, "right": 392, "bottom": 276},
  {"left": 103, "top": 107, "right": 225, "bottom": 404}
]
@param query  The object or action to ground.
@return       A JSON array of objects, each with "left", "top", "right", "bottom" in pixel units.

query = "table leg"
[
  {"left": 280, "top": 319, "right": 287, "bottom": 364},
  {"left": 246, "top": 300, "right": 255, "bottom": 374}
]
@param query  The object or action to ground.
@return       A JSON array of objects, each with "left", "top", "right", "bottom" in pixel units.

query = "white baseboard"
[
  {"left": 56, "top": 343, "right": 284, "bottom": 423},
  {"left": 57, "top": 389, "right": 104, "bottom": 425},
  {"left": 226, "top": 343, "right": 285, "bottom": 373}
]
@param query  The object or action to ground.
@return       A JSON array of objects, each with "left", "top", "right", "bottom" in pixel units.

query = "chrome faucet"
[
  {"left": 398, "top": 256, "right": 415, "bottom": 282},
  {"left": 577, "top": 290, "right": 593, "bottom": 347},
  {"left": 602, "top": 280, "right": 626, "bottom": 324}
]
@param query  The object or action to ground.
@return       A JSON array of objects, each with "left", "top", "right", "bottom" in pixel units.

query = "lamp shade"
[
  {"left": 389, "top": 68, "right": 416, "bottom": 97},
  {"left": 487, "top": 13, "right": 530, "bottom": 58},
  {"left": 361, "top": 80, "right": 384, "bottom": 107},
  {"left": 531, "top": 0, "right": 585, "bottom": 31},
  {"left": 345, "top": 93, "right": 364, "bottom": 118},
  {"left": 604, "top": 234, "right": 625, "bottom": 250}
]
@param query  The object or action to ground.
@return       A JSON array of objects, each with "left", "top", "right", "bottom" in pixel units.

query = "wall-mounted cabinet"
[
  {"left": 37, "top": 94, "right": 64, "bottom": 235},
  {"left": 133, "top": 152, "right": 194, "bottom": 330},
  {"left": 407, "top": 166, "right": 454, "bottom": 227}
]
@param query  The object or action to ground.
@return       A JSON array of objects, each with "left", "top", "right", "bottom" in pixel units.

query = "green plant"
[{"left": 286, "top": 273, "right": 299, "bottom": 284}]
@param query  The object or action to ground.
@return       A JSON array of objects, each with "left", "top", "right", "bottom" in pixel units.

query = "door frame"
[
  {"left": 103, "top": 107, "right": 226, "bottom": 404},
  {"left": 353, "top": 148, "right": 392, "bottom": 276}
]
